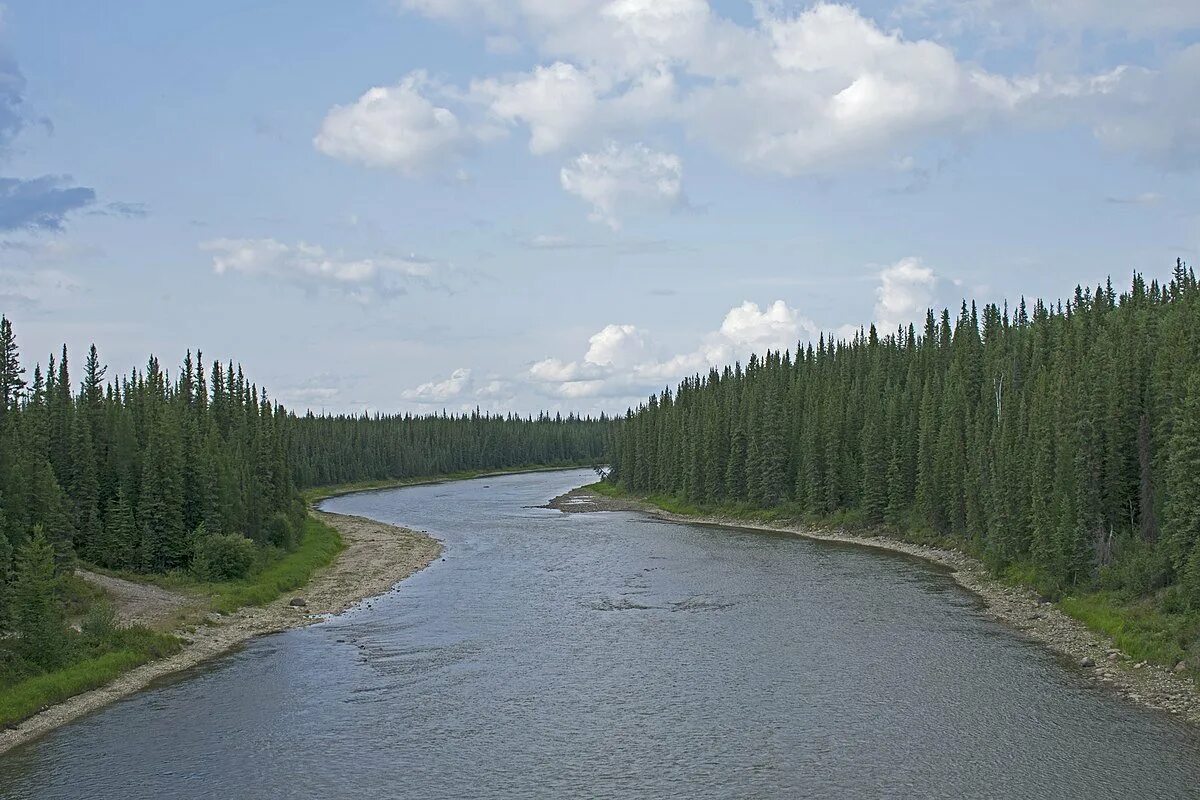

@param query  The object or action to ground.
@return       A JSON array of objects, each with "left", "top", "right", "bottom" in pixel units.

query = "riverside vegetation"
[
  {"left": 607, "top": 263, "right": 1200, "bottom": 676},
  {"left": 0, "top": 315, "right": 608, "bottom": 725}
]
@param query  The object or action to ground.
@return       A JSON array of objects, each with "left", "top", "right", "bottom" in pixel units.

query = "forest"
[
  {"left": 0, "top": 316, "right": 607, "bottom": 689},
  {"left": 610, "top": 263, "right": 1200, "bottom": 637}
]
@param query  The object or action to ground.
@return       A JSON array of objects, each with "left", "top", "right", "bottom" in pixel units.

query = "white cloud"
[
  {"left": 686, "top": 4, "right": 1033, "bottom": 175},
  {"left": 314, "top": 72, "right": 472, "bottom": 173},
  {"left": 718, "top": 300, "right": 808, "bottom": 352},
  {"left": 400, "top": 367, "right": 473, "bottom": 403},
  {"left": 472, "top": 62, "right": 602, "bottom": 154},
  {"left": 201, "top": 238, "right": 440, "bottom": 301},
  {"left": 583, "top": 322, "right": 648, "bottom": 366},
  {"left": 526, "top": 298, "right": 813, "bottom": 401},
  {"left": 398, "top": 367, "right": 517, "bottom": 409},
  {"left": 875, "top": 257, "right": 937, "bottom": 332},
  {"left": 560, "top": 141, "right": 682, "bottom": 228},
  {"left": 340, "top": 0, "right": 1200, "bottom": 212}
]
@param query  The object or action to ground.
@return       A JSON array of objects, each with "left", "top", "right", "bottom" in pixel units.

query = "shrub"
[
  {"left": 192, "top": 532, "right": 257, "bottom": 581},
  {"left": 1097, "top": 533, "right": 1173, "bottom": 598},
  {"left": 81, "top": 599, "right": 120, "bottom": 641},
  {"left": 265, "top": 512, "right": 296, "bottom": 550}
]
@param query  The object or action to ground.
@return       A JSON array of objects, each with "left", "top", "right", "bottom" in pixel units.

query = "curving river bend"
[{"left": 3, "top": 469, "right": 1200, "bottom": 799}]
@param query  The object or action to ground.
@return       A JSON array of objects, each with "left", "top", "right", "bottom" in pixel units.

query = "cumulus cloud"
[
  {"left": 718, "top": 300, "right": 807, "bottom": 352},
  {"left": 689, "top": 4, "right": 1041, "bottom": 175},
  {"left": 314, "top": 72, "right": 477, "bottom": 173},
  {"left": 560, "top": 142, "right": 682, "bottom": 228},
  {"left": 0, "top": 175, "right": 96, "bottom": 231},
  {"left": 400, "top": 367, "right": 474, "bottom": 403},
  {"left": 472, "top": 62, "right": 602, "bottom": 154},
  {"left": 334, "top": 0, "right": 1200, "bottom": 226},
  {"left": 527, "top": 299, "right": 814, "bottom": 401},
  {"left": 201, "top": 237, "right": 442, "bottom": 301},
  {"left": 875, "top": 257, "right": 937, "bottom": 332}
]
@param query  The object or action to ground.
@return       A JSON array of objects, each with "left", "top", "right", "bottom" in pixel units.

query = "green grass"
[
  {"left": 1060, "top": 592, "right": 1197, "bottom": 669},
  {"left": 78, "top": 516, "right": 345, "bottom": 613},
  {"left": 587, "top": 480, "right": 625, "bottom": 499},
  {"left": 0, "top": 630, "right": 182, "bottom": 728},
  {"left": 206, "top": 516, "right": 343, "bottom": 614},
  {"left": 587, "top": 482, "right": 858, "bottom": 527}
]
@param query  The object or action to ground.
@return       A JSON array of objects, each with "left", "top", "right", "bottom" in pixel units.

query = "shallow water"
[{"left": 4, "top": 469, "right": 1200, "bottom": 799}]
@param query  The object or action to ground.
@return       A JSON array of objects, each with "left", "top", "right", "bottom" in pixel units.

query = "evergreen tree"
[{"left": 11, "top": 527, "right": 67, "bottom": 669}]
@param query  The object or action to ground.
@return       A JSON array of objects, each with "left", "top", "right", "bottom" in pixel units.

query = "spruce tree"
[{"left": 11, "top": 527, "right": 67, "bottom": 669}]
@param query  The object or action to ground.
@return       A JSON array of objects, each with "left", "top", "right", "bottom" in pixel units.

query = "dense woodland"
[
  {"left": 0, "top": 317, "right": 607, "bottom": 684},
  {"left": 611, "top": 263, "right": 1200, "bottom": 612}
]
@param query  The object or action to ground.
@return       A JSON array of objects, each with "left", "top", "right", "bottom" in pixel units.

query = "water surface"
[{"left": 4, "top": 469, "right": 1199, "bottom": 799}]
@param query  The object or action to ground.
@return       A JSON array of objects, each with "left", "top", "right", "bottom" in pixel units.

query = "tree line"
[
  {"left": 610, "top": 262, "right": 1200, "bottom": 608},
  {"left": 0, "top": 317, "right": 608, "bottom": 681}
]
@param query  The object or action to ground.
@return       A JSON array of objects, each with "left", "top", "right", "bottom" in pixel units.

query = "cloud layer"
[
  {"left": 313, "top": 1, "right": 1200, "bottom": 226},
  {"left": 202, "top": 238, "right": 443, "bottom": 301}
]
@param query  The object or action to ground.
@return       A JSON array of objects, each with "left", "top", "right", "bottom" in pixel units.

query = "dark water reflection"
[{"left": 3, "top": 469, "right": 1200, "bottom": 799}]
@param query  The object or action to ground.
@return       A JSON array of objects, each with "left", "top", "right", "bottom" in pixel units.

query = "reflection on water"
[{"left": 3, "top": 469, "right": 1199, "bottom": 799}]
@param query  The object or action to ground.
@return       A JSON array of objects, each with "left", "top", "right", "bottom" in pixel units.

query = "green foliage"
[
  {"left": 80, "top": 598, "right": 119, "bottom": 641},
  {"left": 610, "top": 263, "right": 1200, "bottom": 669},
  {"left": 0, "top": 628, "right": 181, "bottom": 727},
  {"left": 191, "top": 531, "right": 258, "bottom": 582},
  {"left": 206, "top": 516, "right": 342, "bottom": 614},
  {"left": 10, "top": 528, "right": 67, "bottom": 670},
  {"left": 1060, "top": 593, "right": 1197, "bottom": 669}
]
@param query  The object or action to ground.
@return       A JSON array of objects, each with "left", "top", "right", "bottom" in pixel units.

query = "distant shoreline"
[
  {"left": 547, "top": 485, "right": 1200, "bottom": 727},
  {"left": 0, "top": 510, "right": 442, "bottom": 756}
]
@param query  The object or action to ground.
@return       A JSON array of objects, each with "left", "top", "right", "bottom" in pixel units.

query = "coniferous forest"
[
  {"left": 610, "top": 264, "right": 1200, "bottom": 634},
  {"left": 0, "top": 316, "right": 607, "bottom": 688}
]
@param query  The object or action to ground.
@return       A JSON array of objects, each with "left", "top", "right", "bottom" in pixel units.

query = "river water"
[{"left": 3, "top": 469, "right": 1200, "bottom": 799}]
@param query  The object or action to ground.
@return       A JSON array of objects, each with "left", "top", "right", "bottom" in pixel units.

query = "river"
[{"left": 3, "top": 469, "right": 1199, "bottom": 799}]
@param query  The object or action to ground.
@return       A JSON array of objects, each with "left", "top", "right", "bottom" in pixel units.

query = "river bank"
[
  {"left": 548, "top": 484, "right": 1200, "bottom": 727},
  {"left": 0, "top": 510, "right": 441, "bottom": 756}
]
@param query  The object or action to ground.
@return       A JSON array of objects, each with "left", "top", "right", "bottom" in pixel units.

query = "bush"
[
  {"left": 209, "top": 517, "right": 342, "bottom": 613},
  {"left": 192, "top": 533, "right": 257, "bottom": 581},
  {"left": 81, "top": 599, "right": 120, "bottom": 641},
  {"left": 266, "top": 512, "right": 296, "bottom": 550},
  {"left": 1097, "top": 533, "right": 1173, "bottom": 598}
]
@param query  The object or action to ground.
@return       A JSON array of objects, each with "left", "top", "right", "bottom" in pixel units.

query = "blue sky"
[{"left": 1, "top": 1, "right": 1198, "bottom": 414}]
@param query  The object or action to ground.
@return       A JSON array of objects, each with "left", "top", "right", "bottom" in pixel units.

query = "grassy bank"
[
  {"left": 589, "top": 481, "right": 1199, "bottom": 676},
  {"left": 206, "top": 516, "right": 344, "bottom": 614},
  {"left": 0, "top": 629, "right": 181, "bottom": 728}
]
